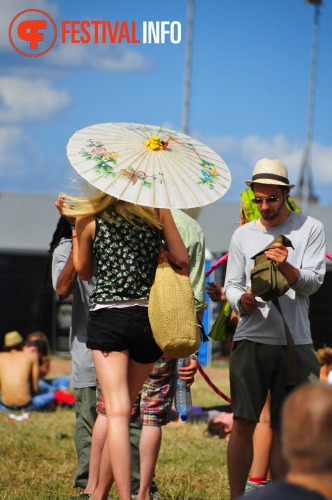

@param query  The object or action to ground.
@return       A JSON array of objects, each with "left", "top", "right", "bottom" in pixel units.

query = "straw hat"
[
  {"left": 4, "top": 331, "right": 24, "bottom": 348},
  {"left": 245, "top": 158, "right": 295, "bottom": 188}
]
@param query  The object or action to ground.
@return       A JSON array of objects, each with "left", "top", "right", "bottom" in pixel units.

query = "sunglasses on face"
[{"left": 252, "top": 196, "right": 280, "bottom": 205}]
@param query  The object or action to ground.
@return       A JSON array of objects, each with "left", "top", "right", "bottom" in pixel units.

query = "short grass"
[{"left": 0, "top": 359, "right": 230, "bottom": 499}]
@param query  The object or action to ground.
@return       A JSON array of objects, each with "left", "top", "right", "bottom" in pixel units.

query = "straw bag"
[{"left": 148, "top": 245, "right": 201, "bottom": 358}]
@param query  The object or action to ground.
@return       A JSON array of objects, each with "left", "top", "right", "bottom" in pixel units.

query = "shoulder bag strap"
[{"left": 272, "top": 298, "right": 295, "bottom": 387}]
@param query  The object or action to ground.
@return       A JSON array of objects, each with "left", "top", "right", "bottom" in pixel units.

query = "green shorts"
[{"left": 229, "top": 340, "right": 320, "bottom": 428}]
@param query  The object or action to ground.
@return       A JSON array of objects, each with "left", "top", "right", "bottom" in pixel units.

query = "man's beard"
[{"left": 260, "top": 196, "right": 285, "bottom": 220}]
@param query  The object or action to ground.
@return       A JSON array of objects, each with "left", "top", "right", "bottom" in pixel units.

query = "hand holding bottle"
[
  {"left": 174, "top": 358, "right": 193, "bottom": 422},
  {"left": 177, "top": 356, "right": 197, "bottom": 387}
]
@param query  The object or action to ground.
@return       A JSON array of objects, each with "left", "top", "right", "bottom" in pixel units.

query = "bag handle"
[
  {"left": 272, "top": 298, "right": 295, "bottom": 387},
  {"left": 156, "top": 209, "right": 189, "bottom": 276}
]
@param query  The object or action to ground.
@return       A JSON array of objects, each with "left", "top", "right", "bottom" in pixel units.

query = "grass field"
[{"left": 0, "top": 358, "right": 231, "bottom": 499}]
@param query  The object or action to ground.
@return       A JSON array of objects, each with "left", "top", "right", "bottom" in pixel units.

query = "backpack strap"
[{"left": 272, "top": 298, "right": 295, "bottom": 387}]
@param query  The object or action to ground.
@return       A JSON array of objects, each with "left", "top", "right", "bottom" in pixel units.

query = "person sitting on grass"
[
  {"left": 317, "top": 346, "right": 332, "bottom": 384},
  {"left": 24, "top": 331, "right": 71, "bottom": 394},
  {"left": 0, "top": 331, "right": 74, "bottom": 411},
  {"left": 205, "top": 411, "right": 234, "bottom": 441}
]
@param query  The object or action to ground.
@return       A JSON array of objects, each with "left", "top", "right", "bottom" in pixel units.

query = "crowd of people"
[{"left": 1, "top": 157, "right": 332, "bottom": 500}]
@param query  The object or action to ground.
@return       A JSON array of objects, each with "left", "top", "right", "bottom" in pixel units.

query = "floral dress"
[{"left": 90, "top": 206, "right": 160, "bottom": 306}]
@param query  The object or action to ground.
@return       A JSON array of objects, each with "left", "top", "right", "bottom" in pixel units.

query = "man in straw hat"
[{"left": 224, "top": 158, "right": 326, "bottom": 498}]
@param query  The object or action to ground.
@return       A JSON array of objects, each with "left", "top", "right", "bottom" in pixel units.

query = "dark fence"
[
  {"left": 0, "top": 252, "right": 331, "bottom": 353},
  {"left": 0, "top": 252, "right": 70, "bottom": 355}
]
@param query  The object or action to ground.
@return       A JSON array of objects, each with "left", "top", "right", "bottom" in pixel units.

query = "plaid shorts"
[{"left": 96, "top": 355, "right": 177, "bottom": 426}]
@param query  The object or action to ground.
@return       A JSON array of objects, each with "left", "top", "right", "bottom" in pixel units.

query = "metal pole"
[
  {"left": 297, "top": 2, "right": 321, "bottom": 213},
  {"left": 182, "top": 0, "right": 194, "bottom": 135}
]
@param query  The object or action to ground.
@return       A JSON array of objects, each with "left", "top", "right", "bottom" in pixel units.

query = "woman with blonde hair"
[{"left": 61, "top": 190, "right": 187, "bottom": 500}]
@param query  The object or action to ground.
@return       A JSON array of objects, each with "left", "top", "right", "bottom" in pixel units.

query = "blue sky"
[{"left": 1, "top": 0, "right": 332, "bottom": 206}]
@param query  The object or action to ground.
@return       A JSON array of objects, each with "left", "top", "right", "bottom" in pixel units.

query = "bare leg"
[
  {"left": 85, "top": 414, "right": 112, "bottom": 498},
  {"left": 93, "top": 350, "right": 153, "bottom": 500},
  {"left": 250, "top": 395, "right": 272, "bottom": 479},
  {"left": 93, "top": 350, "right": 132, "bottom": 500},
  {"left": 92, "top": 439, "right": 114, "bottom": 499},
  {"left": 250, "top": 423, "right": 272, "bottom": 479},
  {"left": 227, "top": 418, "right": 256, "bottom": 499},
  {"left": 137, "top": 425, "right": 162, "bottom": 500},
  {"left": 269, "top": 428, "right": 288, "bottom": 480}
]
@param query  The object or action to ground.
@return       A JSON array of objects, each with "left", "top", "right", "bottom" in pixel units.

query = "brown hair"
[
  {"left": 316, "top": 347, "right": 332, "bottom": 366},
  {"left": 26, "top": 331, "right": 50, "bottom": 356},
  {"left": 205, "top": 420, "right": 229, "bottom": 439}
]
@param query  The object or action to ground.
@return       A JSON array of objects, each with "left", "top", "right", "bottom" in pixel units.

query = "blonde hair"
[
  {"left": 63, "top": 190, "right": 162, "bottom": 229},
  {"left": 239, "top": 199, "right": 250, "bottom": 226}
]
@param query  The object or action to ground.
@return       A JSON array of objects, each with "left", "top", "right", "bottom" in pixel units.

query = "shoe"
[
  {"left": 69, "top": 492, "right": 93, "bottom": 499},
  {"left": 245, "top": 480, "right": 267, "bottom": 493},
  {"left": 131, "top": 493, "right": 160, "bottom": 500}
]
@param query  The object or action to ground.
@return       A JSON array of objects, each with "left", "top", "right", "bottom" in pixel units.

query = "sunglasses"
[{"left": 252, "top": 196, "right": 280, "bottom": 205}]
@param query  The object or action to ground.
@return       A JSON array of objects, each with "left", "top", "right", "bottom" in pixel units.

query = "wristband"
[{"left": 72, "top": 235, "right": 77, "bottom": 239}]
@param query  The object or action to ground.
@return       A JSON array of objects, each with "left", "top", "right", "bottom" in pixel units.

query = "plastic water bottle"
[{"left": 174, "top": 357, "right": 192, "bottom": 422}]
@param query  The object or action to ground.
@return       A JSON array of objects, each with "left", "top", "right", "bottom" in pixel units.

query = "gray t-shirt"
[
  {"left": 52, "top": 238, "right": 96, "bottom": 388},
  {"left": 224, "top": 212, "right": 326, "bottom": 345}
]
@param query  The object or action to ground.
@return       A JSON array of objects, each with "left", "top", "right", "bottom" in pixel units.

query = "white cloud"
[
  {"left": 198, "top": 132, "right": 332, "bottom": 202},
  {"left": 0, "top": 127, "right": 35, "bottom": 177},
  {"left": 0, "top": 125, "right": 68, "bottom": 196},
  {"left": 0, "top": 77, "right": 71, "bottom": 123},
  {"left": 310, "top": 143, "right": 332, "bottom": 182},
  {"left": 46, "top": 43, "right": 151, "bottom": 72}
]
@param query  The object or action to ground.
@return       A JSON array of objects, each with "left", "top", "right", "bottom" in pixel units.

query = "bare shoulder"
[
  {"left": 0, "top": 352, "right": 8, "bottom": 364},
  {"left": 18, "top": 351, "right": 38, "bottom": 367},
  {"left": 76, "top": 216, "right": 96, "bottom": 236},
  {"left": 76, "top": 215, "right": 95, "bottom": 226},
  {"left": 158, "top": 209, "right": 173, "bottom": 225}
]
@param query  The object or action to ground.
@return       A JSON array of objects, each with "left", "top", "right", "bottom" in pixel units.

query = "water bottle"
[{"left": 174, "top": 357, "right": 192, "bottom": 422}]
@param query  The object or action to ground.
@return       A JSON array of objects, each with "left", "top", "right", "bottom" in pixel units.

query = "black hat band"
[{"left": 252, "top": 173, "right": 289, "bottom": 184}]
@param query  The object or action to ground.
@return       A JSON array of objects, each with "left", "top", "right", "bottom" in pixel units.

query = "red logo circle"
[{"left": 9, "top": 9, "right": 57, "bottom": 57}]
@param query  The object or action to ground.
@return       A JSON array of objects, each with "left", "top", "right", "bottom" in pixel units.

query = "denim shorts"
[
  {"left": 97, "top": 355, "right": 177, "bottom": 426},
  {"left": 229, "top": 340, "right": 320, "bottom": 428},
  {"left": 87, "top": 306, "right": 162, "bottom": 364}
]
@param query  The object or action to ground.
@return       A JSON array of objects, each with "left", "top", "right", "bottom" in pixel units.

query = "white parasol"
[{"left": 66, "top": 122, "right": 231, "bottom": 208}]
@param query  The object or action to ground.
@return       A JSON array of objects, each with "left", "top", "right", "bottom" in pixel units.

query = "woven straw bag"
[{"left": 148, "top": 246, "right": 201, "bottom": 358}]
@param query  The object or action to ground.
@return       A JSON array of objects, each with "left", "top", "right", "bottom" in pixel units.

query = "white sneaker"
[{"left": 245, "top": 480, "right": 267, "bottom": 493}]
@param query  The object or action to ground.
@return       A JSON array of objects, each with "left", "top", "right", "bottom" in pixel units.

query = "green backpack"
[{"left": 250, "top": 235, "right": 294, "bottom": 301}]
